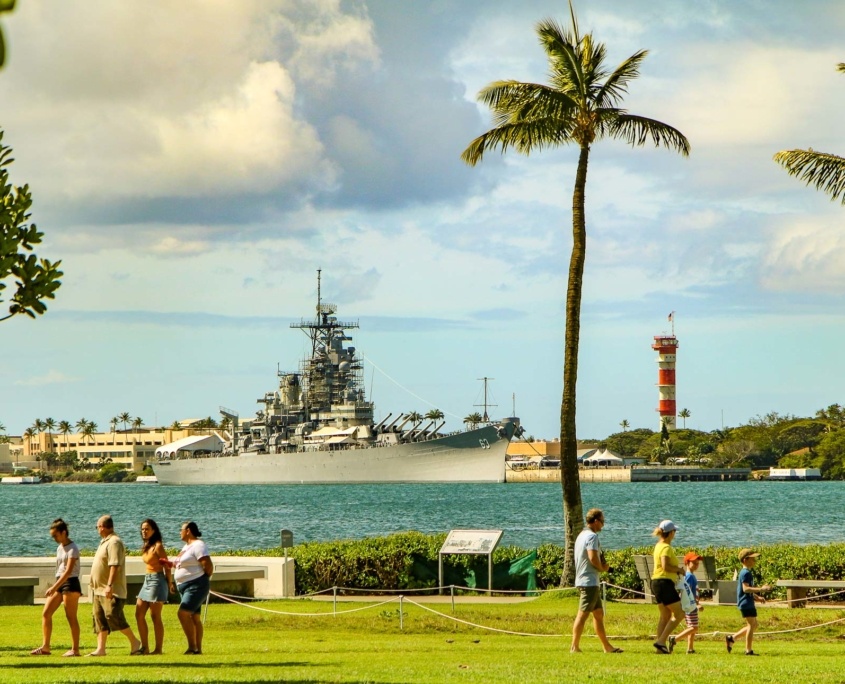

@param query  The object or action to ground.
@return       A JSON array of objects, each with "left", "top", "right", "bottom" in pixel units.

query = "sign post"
[
  {"left": 280, "top": 529, "right": 293, "bottom": 598},
  {"left": 438, "top": 529, "right": 503, "bottom": 596}
]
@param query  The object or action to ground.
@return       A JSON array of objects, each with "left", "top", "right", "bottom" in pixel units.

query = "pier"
[{"left": 506, "top": 466, "right": 751, "bottom": 483}]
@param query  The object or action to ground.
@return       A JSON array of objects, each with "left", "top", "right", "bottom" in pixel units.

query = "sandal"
[
  {"left": 130, "top": 646, "right": 146, "bottom": 656},
  {"left": 725, "top": 635, "right": 734, "bottom": 653},
  {"left": 653, "top": 642, "right": 669, "bottom": 654},
  {"left": 62, "top": 650, "right": 80, "bottom": 657},
  {"left": 667, "top": 635, "right": 676, "bottom": 653},
  {"left": 608, "top": 647, "right": 624, "bottom": 653},
  {"left": 30, "top": 647, "right": 51, "bottom": 656}
]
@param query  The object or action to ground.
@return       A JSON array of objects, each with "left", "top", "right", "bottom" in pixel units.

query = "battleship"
[{"left": 153, "top": 273, "right": 521, "bottom": 485}]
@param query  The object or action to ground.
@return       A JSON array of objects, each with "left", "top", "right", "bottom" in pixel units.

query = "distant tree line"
[{"left": 601, "top": 404, "right": 845, "bottom": 478}]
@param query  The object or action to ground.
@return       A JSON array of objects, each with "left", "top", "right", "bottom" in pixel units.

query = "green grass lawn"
[{"left": 0, "top": 594, "right": 843, "bottom": 683}]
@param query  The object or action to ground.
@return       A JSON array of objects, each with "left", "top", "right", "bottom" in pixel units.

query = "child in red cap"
[{"left": 669, "top": 552, "right": 704, "bottom": 654}]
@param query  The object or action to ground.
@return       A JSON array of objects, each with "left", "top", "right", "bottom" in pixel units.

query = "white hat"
[{"left": 658, "top": 520, "right": 678, "bottom": 533}]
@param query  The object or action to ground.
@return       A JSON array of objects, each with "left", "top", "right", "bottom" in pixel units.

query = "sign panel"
[
  {"left": 280, "top": 529, "right": 294, "bottom": 549},
  {"left": 439, "top": 529, "right": 503, "bottom": 556}
]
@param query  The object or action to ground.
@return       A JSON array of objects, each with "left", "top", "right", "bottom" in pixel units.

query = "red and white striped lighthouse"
[{"left": 652, "top": 321, "right": 679, "bottom": 431}]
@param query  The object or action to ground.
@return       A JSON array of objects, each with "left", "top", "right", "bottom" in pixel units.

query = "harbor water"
[{"left": 1, "top": 481, "right": 842, "bottom": 556}]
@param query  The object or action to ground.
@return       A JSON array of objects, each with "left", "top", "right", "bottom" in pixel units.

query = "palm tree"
[
  {"left": 461, "top": 6, "right": 689, "bottom": 585},
  {"left": 44, "top": 417, "right": 56, "bottom": 450},
  {"left": 170, "top": 421, "right": 182, "bottom": 430},
  {"left": 619, "top": 419, "right": 630, "bottom": 432},
  {"left": 118, "top": 412, "right": 131, "bottom": 437},
  {"left": 58, "top": 420, "right": 71, "bottom": 450},
  {"left": 678, "top": 408, "right": 691, "bottom": 429},
  {"left": 110, "top": 417, "right": 119, "bottom": 444},
  {"left": 220, "top": 416, "right": 231, "bottom": 432},
  {"left": 406, "top": 411, "right": 423, "bottom": 424},
  {"left": 23, "top": 426, "right": 35, "bottom": 455},
  {"left": 774, "top": 64, "right": 845, "bottom": 202},
  {"left": 131, "top": 417, "right": 143, "bottom": 444},
  {"left": 463, "top": 412, "right": 484, "bottom": 430},
  {"left": 425, "top": 409, "right": 445, "bottom": 423},
  {"left": 82, "top": 421, "right": 97, "bottom": 445}
]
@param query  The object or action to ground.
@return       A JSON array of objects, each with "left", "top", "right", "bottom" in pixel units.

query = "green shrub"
[{"left": 223, "top": 533, "right": 845, "bottom": 600}]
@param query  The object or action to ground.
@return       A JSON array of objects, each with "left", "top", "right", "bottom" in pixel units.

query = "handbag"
[{"left": 676, "top": 577, "right": 696, "bottom": 614}]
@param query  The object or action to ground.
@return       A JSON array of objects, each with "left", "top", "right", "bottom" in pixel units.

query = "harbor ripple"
[{"left": 0, "top": 481, "right": 841, "bottom": 556}]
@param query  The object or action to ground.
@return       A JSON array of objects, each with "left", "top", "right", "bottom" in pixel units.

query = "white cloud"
[
  {"left": 0, "top": 0, "right": 378, "bottom": 201},
  {"left": 14, "top": 370, "right": 79, "bottom": 387},
  {"left": 761, "top": 216, "right": 845, "bottom": 292}
]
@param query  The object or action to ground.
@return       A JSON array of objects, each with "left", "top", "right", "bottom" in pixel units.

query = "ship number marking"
[{"left": 478, "top": 439, "right": 490, "bottom": 449}]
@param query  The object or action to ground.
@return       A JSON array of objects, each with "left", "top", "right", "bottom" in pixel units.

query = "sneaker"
[
  {"left": 667, "top": 636, "right": 676, "bottom": 654},
  {"left": 725, "top": 635, "right": 734, "bottom": 653},
  {"left": 745, "top": 651, "right": 759, "bottom": 656}
]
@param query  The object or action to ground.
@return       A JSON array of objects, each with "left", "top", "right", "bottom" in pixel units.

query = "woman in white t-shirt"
[
  {"left": 170, "top": 521, "right": 213, "bottom": 655},
  {"left": 31, "top": 518, "right": 82, "bottom": 657}
]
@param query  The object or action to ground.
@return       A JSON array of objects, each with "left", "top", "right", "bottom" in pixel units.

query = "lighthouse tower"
[{"left": 652, "top": 332, "right": 679, "bottom": 431}]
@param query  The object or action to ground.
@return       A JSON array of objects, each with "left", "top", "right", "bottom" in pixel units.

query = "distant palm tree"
[
  {"left": 33, "top": 418, "right": 44, "bottom": 435},
  {"left": 131, "top": 417, "right": 143, "bottom": 444},
  {"left": 678, "top": 408, "right": 691, "bottom": 429},
  {"left": 170, "top": 421, "right": 182, "bottom": 430},
  {"left": 425, "top": 409, "right": 445, "bottom": 423},
  {"left": 461, "top": 6, "right": 689, "bottom": 586},
  {"left": 74, "top": 418, "right": 87, "bottom": 434},
  {"left": 44, "top": 417, "right": 56, "bottom": 449},
  {"left": 118, "top": 412, "right": 131, "bottom": 437},
  {"left": 406, "top": 411, "right": 423, "bottom": 424},
  {"left": 58, "top": 420, "right": 71, "bottom": 450},
  {"left": 774, "top": 64, "right": 845, "bottom": 203},
  {"left": 220, "top": 416, "right": 231, "bottom": 432},
  {"left": 23, "top": 426, "right": 35, "bottom": 453},
  {"left": 619, "top": 419, "right": 630, "bottom": 432},
  {"left": 110, "top": 417, "right": 119, "bottom": 444},
  {"left": 82, "top": 421, "right": 97, "bottom": 445},
  {"left": 463, "top": 412, "right": 484, "bottom": 430},
  {"left": 0, "top": 420, "right": 5, "bottom": 434}
]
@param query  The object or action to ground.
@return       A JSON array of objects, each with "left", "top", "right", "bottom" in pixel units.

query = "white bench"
[{"left": 776, "top": 579, "right": 845, "bottom": 608}]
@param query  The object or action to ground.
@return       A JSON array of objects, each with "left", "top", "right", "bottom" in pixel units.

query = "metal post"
[
  {"left": 202, "top": 589, "right": 211, "bottom": 625},
  {"left": 450, "top": 584, "right": 455, "bottom": 614},
  {"left": 283, "top": 548, "right": 288, "bottom": 599},
  {"left": 488, "top": 553, "right": 493, "bottom": 596},
  {"left": 333, "top": 586, "right": 337, "bottom": 617},
  {"left": 399, "top": 595, "right": 404, "bottom": 631},
  {"left": 438, "top": 553, "right": 443, "bottom": 596},
  {"left": 602, "top": 581, "right": 607, "bottom": 613}
]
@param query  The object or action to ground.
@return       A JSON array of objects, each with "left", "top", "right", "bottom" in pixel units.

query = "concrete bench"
[
  {"left": 776, "top": 579, "right": 845, "bottom": 608},
  {"left": 0, "top": 576, "right": 40, "bottom": 605},
  {"left": 83, "top": 566, "right": 266, "bottom": 603},
  {"left": 633, "top": 555, "right": 721, "bottom": 602}
]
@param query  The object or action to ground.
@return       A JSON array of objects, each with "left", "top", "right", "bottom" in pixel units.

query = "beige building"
[{"left": 21, "top": 425, "right": 227, "bottom": 473}]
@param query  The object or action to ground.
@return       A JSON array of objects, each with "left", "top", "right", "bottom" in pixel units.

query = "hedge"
[{"left": 219, "top": 532, "right": 845, "bottom": 599}]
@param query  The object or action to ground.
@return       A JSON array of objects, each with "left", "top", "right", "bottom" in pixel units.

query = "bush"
[{"left": 219, "top": 533, "right": 845, "bottom": 600}]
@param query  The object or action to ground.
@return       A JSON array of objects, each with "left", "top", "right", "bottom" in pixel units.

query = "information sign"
[{"left": 438, "top": 529, "right": 503, "bottom": 595}]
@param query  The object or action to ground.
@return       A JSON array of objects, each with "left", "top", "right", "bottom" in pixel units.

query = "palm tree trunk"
[{"left": 558, "top": 144, "right": 589, "bottom": 586}]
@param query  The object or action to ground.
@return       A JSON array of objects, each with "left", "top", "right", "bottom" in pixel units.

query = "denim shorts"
[
  {"left": 177, "top": 574, "right": 210, "bottom": 614},
  {"left": 137, "top": 571, "right": 168, "bottom": 603}
]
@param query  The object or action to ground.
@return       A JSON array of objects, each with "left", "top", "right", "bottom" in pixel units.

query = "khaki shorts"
[
  {"left": 577, "top": 585, "right": 602, "bottom": 613},
  {"left": 92, "top": 594, "right": 129, "bottom": 634}
]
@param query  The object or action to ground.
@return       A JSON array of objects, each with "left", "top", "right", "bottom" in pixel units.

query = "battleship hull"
[{"left": 153, "top": 424, "right": 509, "bottom": 485}]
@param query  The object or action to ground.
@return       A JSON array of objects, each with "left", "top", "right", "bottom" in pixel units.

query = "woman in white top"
[
  {"left": 31, "top": 518, "right": 81, "bottom": 656},
  {"left": 170, "top": 521, "right": 213, "bottom": 655}
]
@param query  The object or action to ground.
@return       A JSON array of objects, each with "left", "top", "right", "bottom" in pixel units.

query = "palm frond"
[
  {"left": 774, "top": 149, "right": 845, "bottom": 204},
  {"left": 595, "top": 50, "right": 648, "bottom": 109},
  {"left": 477, "top": 81, "right": 579, "bottom": 126},
  {"left": 536, "top": 18, "right": 587, "bottom": 101},
  {"left": 605, "top": 113, "right": 690, "bottom": 155},
  {"left": 461, "top": 119, "right": 575, "bottom": 166}
]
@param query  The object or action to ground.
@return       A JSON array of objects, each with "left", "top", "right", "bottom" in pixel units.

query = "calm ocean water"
[{"left": 1, "top": 481, "right": 842, "bottom": 556}]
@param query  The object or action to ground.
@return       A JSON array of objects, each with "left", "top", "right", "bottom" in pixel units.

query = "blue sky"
[{"left": 2, "top": 0, "right": 845, "bottom": 439}]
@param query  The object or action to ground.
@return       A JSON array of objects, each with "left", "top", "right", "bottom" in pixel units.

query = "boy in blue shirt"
[
  {"left": 669, "top": 552, "right": 704, "bottom": 653},
  {"left": 726, "top": 549, "right": 771, "bottom": 656}
]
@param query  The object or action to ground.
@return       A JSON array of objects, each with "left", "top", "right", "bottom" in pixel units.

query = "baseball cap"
[
  {"left": 684, "top": 552, "right": 703, "bottom": 563},
  {"left": 738, "top": 549, "right": 760, "bottom": 561},
  {"left": 658, "top": 520, "right": 678, "bottom": 533}
]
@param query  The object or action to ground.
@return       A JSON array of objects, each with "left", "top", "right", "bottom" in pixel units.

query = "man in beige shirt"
[{"left": 87, "top": 515, "right": 142, "bottom": 656}]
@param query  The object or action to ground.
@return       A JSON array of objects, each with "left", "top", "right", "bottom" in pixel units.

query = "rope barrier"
[
  {"left": 403, "top": 598, "right": 564, "bottom": 637},
  {"left": 208, "top": 591, "right": 401, "bottom": 617}
]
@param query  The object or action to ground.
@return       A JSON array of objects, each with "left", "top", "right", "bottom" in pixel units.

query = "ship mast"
[{"left": 475, "top": 376, "right": 496, "bottom": 423}]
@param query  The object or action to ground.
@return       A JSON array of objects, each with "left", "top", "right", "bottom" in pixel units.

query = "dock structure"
[{"left": 506, "top": 466, "right": 751, "bottom": 483}]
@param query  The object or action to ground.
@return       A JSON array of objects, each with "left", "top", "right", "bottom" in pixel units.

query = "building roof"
[{"left": 155, "top": 433, "right": 224, "bottom": 457}]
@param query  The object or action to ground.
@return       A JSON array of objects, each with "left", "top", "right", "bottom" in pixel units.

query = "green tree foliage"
[
  {"left": 0, "top": 131, "right": 62, "bottom": 323},
  {"left": 99, "top": 462, "right": 129, "bottom": 483},
  {"left": 774, "top": 64, "right": 845, "bottom": 203},
  {"left": 604, "top": 428, "right": 654, "bottom": 457},
  {"left": 0, "top": 1, "right": 15, "bottom": 69}
]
